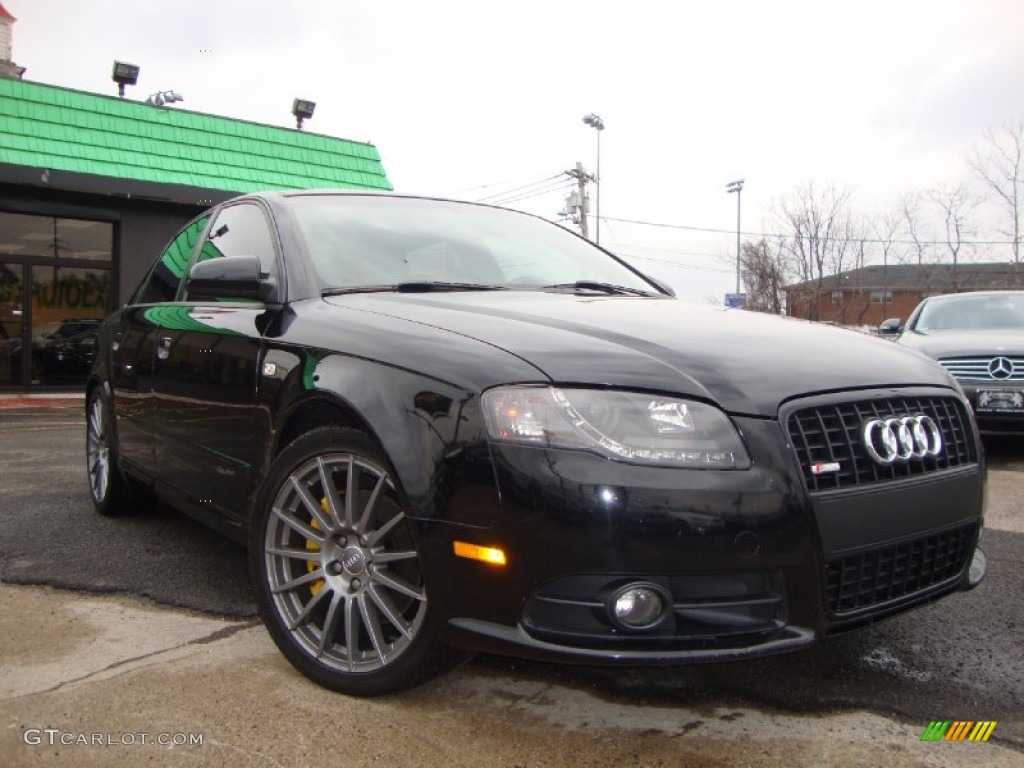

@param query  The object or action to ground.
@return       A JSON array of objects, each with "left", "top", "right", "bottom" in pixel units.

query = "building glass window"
[
  {"left": 0, "top": 212, "right": 112, "bottom": 261},
  {"left": 870, "top": 290, "right": 893, "bottom": 304},
  {"left": 0, "top": 212, "right": 113, "bottom": 389}
]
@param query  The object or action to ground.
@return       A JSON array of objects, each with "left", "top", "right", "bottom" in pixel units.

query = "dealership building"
[{"left": 0, "top": 3, "right": 391, "bottom": 391}]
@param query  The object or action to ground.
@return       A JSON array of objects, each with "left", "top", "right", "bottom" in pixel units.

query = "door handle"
[{"left": 156, "top": 335, "right": 172, "bottom": 360}]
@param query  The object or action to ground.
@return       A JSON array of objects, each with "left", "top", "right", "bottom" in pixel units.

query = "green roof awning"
[{"left": 0, "top": 78, "right": 392, "bottom": 196}]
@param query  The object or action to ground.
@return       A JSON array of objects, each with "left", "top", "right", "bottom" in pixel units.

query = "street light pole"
[
  {"left": 726, "top": 179, "right": 744, "bottom": 295},
  {"left": 583, "top": 113, "right": 605, "bottom": 245}
]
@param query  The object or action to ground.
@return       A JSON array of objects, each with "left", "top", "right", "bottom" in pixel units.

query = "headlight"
[{"left": 481, "top": 386, "right": 751, "bottom": 469}]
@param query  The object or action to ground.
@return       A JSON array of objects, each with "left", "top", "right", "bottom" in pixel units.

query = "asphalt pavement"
[{"left": 1, "top": 397, "right": 1022, "bottom": 766}]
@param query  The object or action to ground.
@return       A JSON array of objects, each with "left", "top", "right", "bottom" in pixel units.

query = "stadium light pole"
[
  {"left": 583, "top": 113, "right": 605, "bottom": 245},
  {"left": 726, "top": 179, "right": 744, "bottom": 295}
]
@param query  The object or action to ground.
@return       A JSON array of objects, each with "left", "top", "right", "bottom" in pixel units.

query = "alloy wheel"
[
  {"left": 263, "top": 453, "right": 427, "bottom": 674},
  {"left": 86, "top": 394, "right": 110, "bottom": 504}
]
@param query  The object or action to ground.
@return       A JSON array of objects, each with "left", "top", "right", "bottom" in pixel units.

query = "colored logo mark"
[{"left": 920, "top": 721, "right": 997, "bottom": 742}]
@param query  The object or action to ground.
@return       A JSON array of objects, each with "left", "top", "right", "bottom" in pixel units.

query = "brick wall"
[{"left": 786, "top": 289, "right": 922, "bottom": 325}]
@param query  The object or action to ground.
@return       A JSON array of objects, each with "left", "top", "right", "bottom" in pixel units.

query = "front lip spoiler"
[{"left": 447, "top": 619, "right": 815, "bottom": 663}]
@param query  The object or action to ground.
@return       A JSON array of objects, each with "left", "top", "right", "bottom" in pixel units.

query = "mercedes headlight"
[{"left": 482, "top": 387, "right": 750, "bottom": 469}]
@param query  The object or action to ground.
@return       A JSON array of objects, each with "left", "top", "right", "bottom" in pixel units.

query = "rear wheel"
[
  {"left": 85, "top": 387, "right": 134, "bottom": 516},
  {"left": 250, "top": 427, "right": 445, "bottom": 696}
]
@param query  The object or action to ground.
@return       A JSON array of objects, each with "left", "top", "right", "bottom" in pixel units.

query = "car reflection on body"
[
  {"left": 889, "top": 290, "right": 1024, "bottom": 433},
  {"left": 86, "top": 192, "right": 987, "bottom": 696}
]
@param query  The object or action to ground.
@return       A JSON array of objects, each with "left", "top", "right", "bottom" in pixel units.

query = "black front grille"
[
  {"left": 825, "top": 523, "right": 976, "bottom": 615},
  {"left": 787, "top": 395, "right": 977, "bottom": 492}
]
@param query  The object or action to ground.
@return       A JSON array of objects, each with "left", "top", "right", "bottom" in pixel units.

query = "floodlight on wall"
[
  {"left": 292, "top": 98, "right": 316, "bottom": 130},
  {"left": 112, "top": 61, "right": 140, "bottom": 98},
  {"left": 145, "top": 90, "right": 184, "bottom": 107}
]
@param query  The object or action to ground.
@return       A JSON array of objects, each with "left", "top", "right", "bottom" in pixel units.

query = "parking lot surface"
[{"left": 1, "top": 398, "right": 1022, "bottom": 766}]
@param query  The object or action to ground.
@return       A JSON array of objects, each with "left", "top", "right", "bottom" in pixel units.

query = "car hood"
[
  {"left": 898, "top": 328, "right": 1024, "bottom": 359},
  {"left": 325, "top": 292, "right": 957, "bottom": 417}
]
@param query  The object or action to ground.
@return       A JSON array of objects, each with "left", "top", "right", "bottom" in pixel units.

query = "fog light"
[
  {"left": 608, "top": 584, "right": 668, "bottom": 629},
  {"left": 967, "top": 547, "right": 987, "bottom": 587}
]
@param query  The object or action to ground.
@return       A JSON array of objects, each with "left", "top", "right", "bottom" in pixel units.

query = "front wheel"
[{"left": 250, "top": 427, "right": 446, "bottom": 696}]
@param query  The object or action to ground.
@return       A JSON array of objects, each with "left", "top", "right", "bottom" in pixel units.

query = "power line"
[
  {"left": 488, "top": 180, "right": 574, "bottom": 205},
  {"left": 489, "top": 180, "right": 575, "bottom": 206},
  {"left": 475, "top": 174, "right": 565, "bottom": 203},
  {"left": 600, "top": 215, "right": 1018, "bottom": 247},
  {"left": 616, "top": 252, "right": 734, "bottom": 273},
  {"left": 610, "top": 241, "right": 726, "bottom": 258},
  {"left": 440, "top": 172, "right": 561, "bottom": 197},
  {"left": 492, "top": 186, "right": 576, "bottom": 208}
]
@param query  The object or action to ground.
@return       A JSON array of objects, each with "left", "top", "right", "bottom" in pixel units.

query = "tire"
[
  {"left": 85, "top": 386, "right": 135, "bottom": 517},
  {"left": 250, "top": 427, "right": 447, "bottom": 696}
]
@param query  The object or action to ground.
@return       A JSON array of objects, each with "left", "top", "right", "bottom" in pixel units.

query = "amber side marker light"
[{"left": 453, "top": 541, "right": 507, "bottom": 566}]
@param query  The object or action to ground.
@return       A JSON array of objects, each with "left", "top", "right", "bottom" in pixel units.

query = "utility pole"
[
  {"left": 726, "top": 179, "right": 744, "bottom": 295},
  {"left": 583, "top": 114, "right": 604, "bottom": 244},
  {"left": 564, "top": 163, "right": 593, "bottom": 239}
]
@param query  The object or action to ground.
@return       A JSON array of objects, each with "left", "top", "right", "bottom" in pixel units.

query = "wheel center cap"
[{"left": 340, "top": 547, "right": 366, "bottom": 576}]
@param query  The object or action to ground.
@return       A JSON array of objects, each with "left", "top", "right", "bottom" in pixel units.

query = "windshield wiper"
[
  {"left": 324, "top": 282, "right": 508, "bottom": 296},
  {"left": 542, "top": 280, "right": 654, "bottom": 297}
]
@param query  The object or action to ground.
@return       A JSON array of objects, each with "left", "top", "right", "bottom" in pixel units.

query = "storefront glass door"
[
  {"left": 0, "top": 212, "right": 113, "bottom": 390},
  {"left": 0, "top": 262, "right": 25, "bottom": 387}
]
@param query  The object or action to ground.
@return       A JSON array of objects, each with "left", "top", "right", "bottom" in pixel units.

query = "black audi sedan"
[
  {"left": 892, "top": 290, "right": 1024, "bottom": 433},
  {"left": 85, "top": 191, "right": 987, "bottom": 696}
]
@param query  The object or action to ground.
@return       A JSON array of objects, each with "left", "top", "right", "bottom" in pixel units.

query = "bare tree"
[
  {"left": 740, "top": 239, "right": 787, "bottom": 314},
  {"left": 928, "top": 183, "right": 977, "bottom": 291},
  {"left": 845, "top": 229, "right": 872, "bottom": 326},
  {"left": 969, "top": 120, "right": 1023, "bottom": 263},
  {"left": 863, "top": 209, "right": 902, "bottom": 323},
  {"left": 900, "top": 191, "right": 931, "bottom": 266},
  {"left": 774, "top": 181, "right": 853, "bottom": 321}
]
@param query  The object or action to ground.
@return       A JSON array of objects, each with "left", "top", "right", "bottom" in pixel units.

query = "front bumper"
[{"left": 430, "top": 390, "right": 985, "bottom": 663}]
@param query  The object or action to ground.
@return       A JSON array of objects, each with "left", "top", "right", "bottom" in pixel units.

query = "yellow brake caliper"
[{"left": 306, "top": 498, "right": 330, "bottom": 596}]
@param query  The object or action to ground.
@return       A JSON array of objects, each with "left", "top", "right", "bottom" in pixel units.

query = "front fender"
[{"left": 266, "top": 347, "right": 502, "bottom": 528}]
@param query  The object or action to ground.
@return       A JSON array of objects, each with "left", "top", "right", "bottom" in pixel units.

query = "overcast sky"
[{"left": 7, "top": 0, "right": 1023, "bottom": 300}]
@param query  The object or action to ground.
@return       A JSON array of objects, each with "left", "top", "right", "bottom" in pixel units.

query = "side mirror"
[
  {"left": 876, "top": 317, "right": 902, "bottom": 336},
  {"left": 187, "top": 255, "right": 274, "bottom": 301}
]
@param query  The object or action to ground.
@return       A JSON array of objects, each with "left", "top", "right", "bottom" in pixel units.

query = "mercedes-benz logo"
[
  {"left": 862, "top": 415, "right": 944, "bottom": 466},
  {"left": 988, "top": 356, "right": 1014, "bottom": 380}
]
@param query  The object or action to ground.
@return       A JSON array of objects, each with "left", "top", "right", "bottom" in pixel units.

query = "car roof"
[
  {"left": 238, "top": 189, "right": 499, "bottom": 209},
  {"left": 924, "top": 290, "right": 1024, "bottom": 300}
]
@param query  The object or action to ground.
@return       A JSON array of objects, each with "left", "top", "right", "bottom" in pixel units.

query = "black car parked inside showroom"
[{"left": 86, "top": 192, "right": 987, "bottom": 696}]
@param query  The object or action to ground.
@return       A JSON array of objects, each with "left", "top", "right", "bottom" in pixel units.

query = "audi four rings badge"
[{"left": 863, "top": 415, "right": 944, "bottom": 465}]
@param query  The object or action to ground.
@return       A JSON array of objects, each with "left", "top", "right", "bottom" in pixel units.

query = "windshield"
[
  {"left": 914, "top": 293, "right": 1024, "bottom": 331},
  {"left": 287, "top": 196, "right": 658, "bottom": 294}
]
